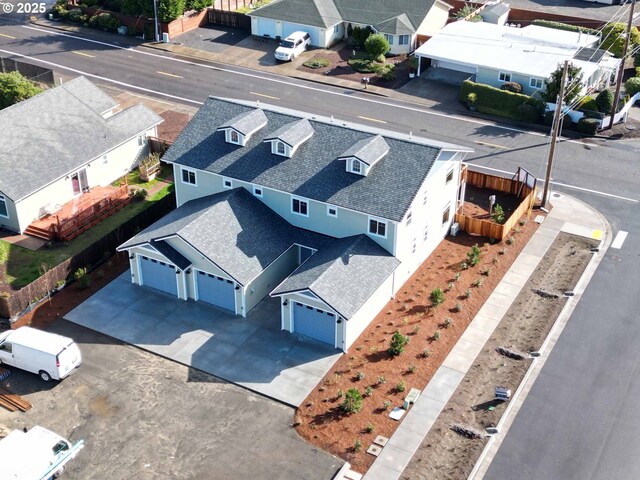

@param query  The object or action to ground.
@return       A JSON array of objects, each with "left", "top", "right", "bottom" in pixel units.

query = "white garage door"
[
  {"left": 436, "top": 60, "right": 477, "bottom": 75},
  {"left": 293, "top": 302, "right": 336, "bottom": 347},
  {"left": 196, "top": 271, "right": 236, "bottom": 312},
  {"left": 139, "top": 256, "right": 178, "bottom": 296},
  {"left": 256, "top": 18, "right": 277, "bottom": 39}
]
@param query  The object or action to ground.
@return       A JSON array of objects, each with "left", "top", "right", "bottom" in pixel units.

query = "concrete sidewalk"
[{"left": 362, "top": 193, "right": 609, "bottom": 480}]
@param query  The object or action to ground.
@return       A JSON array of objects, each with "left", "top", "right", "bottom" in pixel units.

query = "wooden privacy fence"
[
  {"left": 207, "top": 9, "right": 251, "bottom": 30},
  {"left": 455, "top": 170, "right": 536, "bottom": 241},
  {"left": 0, "top": 194, "right": 176, "bottom": 320},
  {"left": 148, "top": 136, "right": 173, "bottom": 156}
]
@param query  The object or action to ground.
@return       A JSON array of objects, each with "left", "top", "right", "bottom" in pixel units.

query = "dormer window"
[
  {"left": 217, "top": 109, "right": 268, "bottom": 147},
  {"left": 264, "top": 119, "right": 314, "bottom": 159},
  {"left": 338, "top": 135, "right": 389, "bottom": 177}
]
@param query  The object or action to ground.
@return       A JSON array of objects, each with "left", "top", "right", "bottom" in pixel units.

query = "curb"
[{"left": 467, "top": 195, "right": 612, "bottom": 480}]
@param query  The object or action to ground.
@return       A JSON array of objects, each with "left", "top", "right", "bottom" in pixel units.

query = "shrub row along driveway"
[{"left": 0, "top": 320, "right": 340, "bottom": 480}]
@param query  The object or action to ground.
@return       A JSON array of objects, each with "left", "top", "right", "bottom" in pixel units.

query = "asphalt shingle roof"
[
  {"left": 118, "top": 188, "right": 332, "bottom": 285},
  {"left": 338, "top": 135, "right": 389, "bottom": 166},
  {"left": 217, "top": 109, "right": 268, "bottom": 136},
  {"left": 250, "top": 0, "right": 439, "bottom": 34},
  {"left": 163, "top": 97, "right": 470, "bottom": 221},
  {"left": 271, "top": 235, "right": 399, "bottom": 319},
  {"left": 0, "top": 77, "right": 163, "bottom": 202},
  {"left": 150, "top": 240, "right": 192, "bottom": 270}
]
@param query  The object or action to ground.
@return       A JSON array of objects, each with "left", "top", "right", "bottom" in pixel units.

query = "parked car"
[
  {"left": 275, "top": 31, "right": 311, "bottom": 62},
  {"left": 0, "top": 327, "right": 82, "bottom": 381}
]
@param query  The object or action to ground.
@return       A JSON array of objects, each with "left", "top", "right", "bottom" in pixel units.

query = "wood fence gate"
[{"left": 207, "top": 9, "right": 251, "bottom": 30}]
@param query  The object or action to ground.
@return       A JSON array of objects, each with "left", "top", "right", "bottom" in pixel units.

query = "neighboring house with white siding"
[
  {"left": 118, "top": 97, "right": 472, "bottom": 352},
  {"left": 0, "top": 76, "right": 162, "bottom": 235},
  {"left": 415, "top": 21, "right": 618, "bottom": 95},
  {"left": 249, "top": 0, "right": 453, "bottom": 54}
]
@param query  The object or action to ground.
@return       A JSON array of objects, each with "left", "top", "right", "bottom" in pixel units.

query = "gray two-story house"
[{"left": 118, "top": 98, "right": 472, "bottom": 352}]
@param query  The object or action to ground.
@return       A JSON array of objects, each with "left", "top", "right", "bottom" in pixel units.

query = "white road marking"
[
  {"left": 16, "top": 25, "right": 593, "bottom": 146},
  {"left": 610, "top": 230, "right": 628, "bottom": 249},
  {"left": 475, "top": 140, "right": 509, "bottom": 150},
  {"left": 467, "top": 164, "right": 639, "bottom": 204},
  {"left": 250, "top": 91, "right": 279, "bottom": 100}
]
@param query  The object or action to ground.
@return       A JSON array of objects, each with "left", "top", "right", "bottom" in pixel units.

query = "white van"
[
  {"left": 0, "top": 327, "right": 81, "bottom": 381},
  {"left": 1, "top": 425, "right": 85, "bottom": 480}
]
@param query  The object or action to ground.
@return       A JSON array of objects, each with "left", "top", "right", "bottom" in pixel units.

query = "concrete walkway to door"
[{"left": 65, "top": 272, "right": 341, "bottom": 406}]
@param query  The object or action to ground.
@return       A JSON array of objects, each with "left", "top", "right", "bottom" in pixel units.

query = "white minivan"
[
  {"left": 0, "top": 327, "right": 82, "bottom": 381},
  {"left": 274, "top": 31, "right": 311, "bottom": 61}
]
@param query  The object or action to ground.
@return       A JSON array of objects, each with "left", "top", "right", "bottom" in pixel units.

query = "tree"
[
  {"left": 601, "top": 22, "right": 640, "bottom": 58},
  {"left": 542, "top": 63, "right": 583, "bottom": 104},
  {"left": 0, "top": 72, "right": 42, "bottom": 110},
  {"left": 185, "top": 0, "right": 210, "bottom": 11},
  {"left": 595, "top": 88, "right": 614, "bottom": 113},
  {"left": 158, "top": 0, "right": 185, "bottom": 22},
  {"left": 625, "top": 77, "right": 640, "bottom": 96},
  {"left": 388, "top": 330, "right": 409, "bottom": 356},
  {"left": 453, "top": 4, "right": 483, "bottom": 22},
  {"left": 364, "top": 34, "right": 390, "bottom": 63},
  {"left": 340, "top": 388, "right": 363, "bottom": 414}
]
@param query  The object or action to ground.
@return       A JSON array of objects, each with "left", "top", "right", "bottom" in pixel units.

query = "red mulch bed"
[
  {"left": 158, "top": 111, "right": 191, "bottom": 143},
  {"left": 294, "top": 213, "right": 541, "bottom": 474},
  {"left": 299, "top": 48, "right": 411, "bottom": 90}
]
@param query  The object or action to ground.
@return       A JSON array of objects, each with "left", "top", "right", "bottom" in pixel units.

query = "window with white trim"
[
  {"left": 223, "top": 178, "right": 232, "bottom": 189},
  {"left": 276, "top": 141, "right": 286, "bottom": 155},
  {"left": 384, "top": 33, "right": 394, "bottom": 45},
  {"left": 181, "top": 168, "right": 196, "bottom": 185},
  {"left": 0, "top": 194, "right": 8, "bottom": 218},
  {"left": 351, "top": 159, "right": 362, "bottom": 174},
  {"left": 292, "top": 197, "right": 309, "bottom": 216},
  {"left": 445, "top": 168, "right": 454, "bottom": 185},
  {"left": 442, "top": 204, "right": 451, "bottom": 226},
  {"left": 406, "top": 211, "right": 412, "bottom": 226},
  {"left": 530, "top": 77, "right": 544, "bottom": 89},
  {"left": 369, "top": 218, "right": 387, "bottom": 237},
  {"left": 230, "top": 130, "right": 240, "bottom": 144},
  {"left": 499, "top": 72, "right": 512, "bottom": 82},
  {"left": 327, "top": 205, "right": 337, "bottom": 217},
  {"left": 253, "top": 186, "right": 263, "bottom": 197},
  {"left": 399, "top": 34, "right": 410, "bottom": 45},
  {"left": 412, "top": 238, "right": 417, "bottom": 253}
]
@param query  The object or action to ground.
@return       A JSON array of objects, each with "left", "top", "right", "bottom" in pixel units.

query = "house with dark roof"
[
  {"left": 248, "top": 0, "right": 453, "bottom": 53},
  {"left": 0, "top": 77, "right": 163, "bottom": 235},
  {"left": 117, "top": 97, "right": 472, "bottom": 352}
]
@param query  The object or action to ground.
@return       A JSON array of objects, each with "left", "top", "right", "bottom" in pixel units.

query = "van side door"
[{"left": 0, "top": 341, "right": 16, "bottom": 366}]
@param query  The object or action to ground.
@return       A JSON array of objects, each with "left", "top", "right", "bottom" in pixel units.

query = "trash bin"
[{"left": 117, "top": 25, "right": 128, "bottom": 36}]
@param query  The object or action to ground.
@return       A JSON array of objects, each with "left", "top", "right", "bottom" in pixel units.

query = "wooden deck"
[{"left": 25, "top": 185, "right": 131, "bottom": 241}]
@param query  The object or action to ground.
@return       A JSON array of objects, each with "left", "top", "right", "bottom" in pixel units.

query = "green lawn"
[
  {"left": 112, "top": 163, "right": 173, "bottom": 190},
  {"left": 1, "top": 184, "right": 174, "bottom": 289}
]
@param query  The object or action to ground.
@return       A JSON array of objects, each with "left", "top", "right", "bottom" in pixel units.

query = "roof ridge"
[{"left": 307, "top": 235, "right": 362, "bottom": 291}]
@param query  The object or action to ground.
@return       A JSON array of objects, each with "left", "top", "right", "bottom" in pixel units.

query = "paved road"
[{"left": 2, "top": 19, "right": 640, "bottom": 479}]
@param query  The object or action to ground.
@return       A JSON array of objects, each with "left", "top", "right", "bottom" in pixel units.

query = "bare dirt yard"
[{"left": 401, "top": 232, "right": 597, "bottom": 479}]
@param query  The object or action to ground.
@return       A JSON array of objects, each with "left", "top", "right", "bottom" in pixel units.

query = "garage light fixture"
[
  {"left": 186, "top": 269, "right": 191, "bottom": 275},
  {"left": 283, "top": 300, "right": 288, "bottom": 306},
  {"left": 129, "top": 254, "right": 134, "bottom": 259},
  {"left": 235, "top": 285, "right": 240, "bottom": 290}
]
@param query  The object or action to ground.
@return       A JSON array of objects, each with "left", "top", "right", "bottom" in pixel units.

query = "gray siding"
[
  {"left": 475, "top": 67, "right": 543, "bottom": 96},
  {"left": 245, "top": 245, "right": 299, "bottom": 313}
]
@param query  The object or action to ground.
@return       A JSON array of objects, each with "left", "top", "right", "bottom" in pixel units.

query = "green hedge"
[
  {"left": 576, "top": 117, "right": 599, "bottom": 135},
  {"left": 532, "top": 19, "right": 598, "bottom": 36},
  {"left": 626, "top": 77, "right": 640, "bottom": 96},
  {"left": 460, "top": 80, "right": 544, "bottom": 120}
]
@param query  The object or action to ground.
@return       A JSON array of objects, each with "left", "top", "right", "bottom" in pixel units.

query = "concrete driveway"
[
  {"left": 65, "top": 273, "right": 341, "bottom": 406},
  {"left": 0, "top": 321, "right": 341, "bottom": 480}
]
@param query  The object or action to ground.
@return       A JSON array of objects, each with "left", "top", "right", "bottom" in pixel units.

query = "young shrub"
[
  {"left": 356, "top": 371, "right": 365, "bottom": 381},
  {"left": 377, "top": 375, "right": 386, "bottom": 385},
  {"left": 364, "top": 386, "right": 373, "bottom": 397},
  {"left": 464, "top": 288, "right": 471, "bottom": 299},
  {"left": 467, "top": 244, "right": 481, "bottom": 266},
  {"left": 421, "top": 348, "right": 431, "bottom": 358},
  {"left": 433, "top": 330, "right": 441, "bottom": 341},
  {"left": 354, "top": 438, "right": 362, "bottom": 452},
  {"left": 337, "top": 389, "right": 343, "bottom": 398},
  {"left": 430, "top": 287, "right": 445, "bottom": 306},
  {"left": 446, "top": 282, "right": 454, "bottom": 292},
  {"left": 340, "top": 388, "right": 364, "bottom": 414},
  {"left": 364, "top": 33, "right": 390, "bottom": 62},
  {"left": 389, "top": 330, "right": 410, "bottom": 356},
  {"left": 492, "top": 205, "right": 506, "bottom": 224},
  {"left": 383, "top": 400, "right": 392, "bottom": 410},
  {"left": 366, "top": 423, "right": 375, "bottom": 433},
  {"left": 454, "top": 303, "right": 463, "bottom": 312},
  {"left": 412, "top": 325, "right": 420, "bottom": 335},
  {"left": 454, "top": 272, "right": 461, "bottom": 282},
  {"left": 407, "top": 364, "right": 417, "bottom": 374},
  {"left": 473, "top": 278, "right": 484, "bottom": 287},
  {"left": 132, "top": 188, "right": 148, "bottom": 201},
  {"left": 74, "top": 267, "right": 90, "bottom": 289},
  {"left": 595, "top": 88, "right": 614, "bottom": 113},
  {"left": 443, "top": 317, "right": 453, "bottom": 329},
  {"left": 396, "top": 380, "right": 406, "bottom": 392},
  {"left": 481, "top": 267, "right": 492, "bottom": 276},
  {"left": 460, "top": 262, "right": 469, "bottom": 270},
  {"left": 506, "top": 237, "right": 516, "bottom": 246}
]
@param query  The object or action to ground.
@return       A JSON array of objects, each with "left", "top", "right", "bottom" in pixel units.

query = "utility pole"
[
  {"left": 542, "top": 60, "right": 569, "bottom": 209},
  {"left": 607, "top": 0, "right": 636, "bottom": 130},
  {"left": 153, "top": 0, "right": 160, "bottom": 43}
]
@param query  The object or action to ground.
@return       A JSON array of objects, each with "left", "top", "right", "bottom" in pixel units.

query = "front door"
[{"left": 71, "top": 169, "right": 89, "bottom": 195}]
